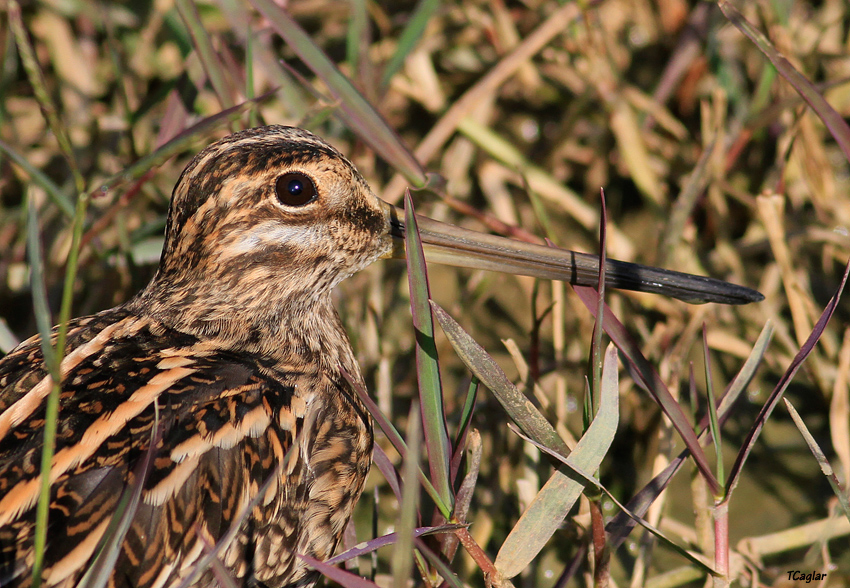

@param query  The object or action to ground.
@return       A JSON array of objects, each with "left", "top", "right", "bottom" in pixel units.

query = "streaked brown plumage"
[
  {"left": 0, "top": 125, "right": 762, "bottom": 588},
  {"left": 0, "top": 127, "right": 386, "bottom": 587}
]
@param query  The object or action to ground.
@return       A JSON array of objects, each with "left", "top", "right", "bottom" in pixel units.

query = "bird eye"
[{"left": 275, "top": 172, "right": 317, "bottom": 207}]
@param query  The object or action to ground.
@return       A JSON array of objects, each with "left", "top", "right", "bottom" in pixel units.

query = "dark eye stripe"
[{"left": 275, "top": 172, "right": 317, "bottom": 207}]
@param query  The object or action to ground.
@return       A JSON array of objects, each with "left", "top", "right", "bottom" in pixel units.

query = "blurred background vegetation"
[{"left": 1, "top": 0, "right": 849, "bottom": 586}]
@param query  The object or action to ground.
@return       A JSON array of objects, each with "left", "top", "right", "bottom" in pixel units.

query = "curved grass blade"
[
  {"left": 725, "top": 259, "right": 850, "bottom": 497},
  {"left": 93, "top": 90, "right": 276, "bottom": 198},
  {"left": 77, "top": 405, "right": 161, "bottom": 588},
  {"left": 299, "top": 555, "right": 381, "bottom": 588},
  {"left": 380, "top": 0, "right": 441, "bottom": 89},
  {"left": 431, "top": 301, "right": 570, "bottom": 456},
  {"left": 404, "top": 192, "right": 453, "bottom": 510},
  {"left": 494, "top": 344, "right": 619, "bottom": 578},
  {"left": 247, "top": 0, "right": 427, "bottom": 186},
  {"left": 573, "top": 285, "right": 721, "bottom": 496},
  {"left": 605, "top": 321, "right": 773, "bottom": 550},
  {"left": 718, "top": 1, "right": 850, "bottom": 163},
  {"left": 326, "top": 525, "right": 466, "bottom": 566},
  {"left": 0, "top": 138, "right": 73, "bottom": 218},
  {"left": 784, "top": 399, "right": 850, "bottom": 523}
]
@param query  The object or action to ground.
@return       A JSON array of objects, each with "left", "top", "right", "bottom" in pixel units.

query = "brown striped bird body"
[
  {"left": 0, "top": 127, "right": 386, "bottom": 587},
  {"left": 0, "top": 124, "right": 764, "bottom": 588}
]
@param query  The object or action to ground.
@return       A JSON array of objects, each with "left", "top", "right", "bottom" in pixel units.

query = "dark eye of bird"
[{"left": 275, "top": 172, "right": 318, "bottom": 207}]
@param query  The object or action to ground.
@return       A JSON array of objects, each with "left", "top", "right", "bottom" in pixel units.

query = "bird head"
[{"left": 157, "top": 126, "right": 394, "bottom": 297}]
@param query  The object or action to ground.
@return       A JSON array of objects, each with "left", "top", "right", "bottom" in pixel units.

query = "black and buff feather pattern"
[{"left": 0, "top": 126, "right": 386, "bottom": 588}]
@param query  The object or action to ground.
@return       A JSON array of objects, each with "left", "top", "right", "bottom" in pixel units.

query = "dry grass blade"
[{"left": 783, "top": 399, "right": 850, "bottom": 523}]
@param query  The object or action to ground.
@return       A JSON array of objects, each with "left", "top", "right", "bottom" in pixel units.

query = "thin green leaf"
[
  {"left": 380, "top": 0, "right": 441, "bottom": 89},
  {"left": 393, "top": 404, "right": 421, "bottom": 588},
  {"left": 0, "top": 138, "right": 73, "bottom": 218},
  {"left": 784, "top": 399, "right": 850, "bottom": 523},
  {"left": 247, "top": 0, "right": 427, "bottom": 186},
  {"left": 175, "top": 0, "right": 233, "bottom": 109},
  {"left": 702, "top": 326, "right": 724, "bottom": 490},
  {"left": 11, "top": 6, "right": 92, "bottom": 584},
  {"left": 449, "top": 378, "right": 478, "bottom": 484},
  {"left": 77, "top": 405, "right": 161, "bottom": 588},
  {"left": 25, "top": 197, "right": 56, "bottom": 373},
  {"left": 494, "top": 344, "right": 619, "bottom": 579},
  {"left": 414, "top": 537, "right": 465, "bottom": 588},
  {"left": 404, "top": 192, "right": 453, "bottom": 510}
]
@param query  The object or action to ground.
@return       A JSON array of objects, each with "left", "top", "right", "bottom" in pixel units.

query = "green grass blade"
[
  {"left": 25, "top": 197, "right": 56, "bottom": 372},
  {"left": 77, "top": 406, "right": 161, "bottom": 588},
  {"left": 11, "top": 5, "right": 92, "bottom": 584},
  {"left": 702, "top": 326, "right": 724, "bottom": 490},
  {"left": 784, "top": 399, "right": 850, "bottom": 523},
  {"left": 494, "top": 344, "right": 619, "bottom": 579},
  {"left": 392, "top": 404, "right": 421, "bottom": 588},
  {"left": 0, "top": 138, "right": 73, "bottom": 218},
  {"left": 247, "top": 0, "right": 427, "bottom": 186},
  {"left": 404, "top": 192, "right": 454, "bottom": 511},
  {"left": 414, "top": 538, "right": 465, "bottom": 588},
  {"left": 175, "top": 0, "right": 233, "bottom": 109},
  {"left": 380, "top": 0, "right": 441, "bottom": 89},
  {"left": 431, "top": 301, "right": 570, "bottom": 456}
]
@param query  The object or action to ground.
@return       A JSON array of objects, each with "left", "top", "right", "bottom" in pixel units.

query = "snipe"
[{"left": 0, "top": 126, "right": 761, "bottom": 588}]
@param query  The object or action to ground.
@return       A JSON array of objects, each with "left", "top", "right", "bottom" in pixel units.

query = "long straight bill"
[{"left": 382, "top": 203, "right": 762, "bottom": 305}]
